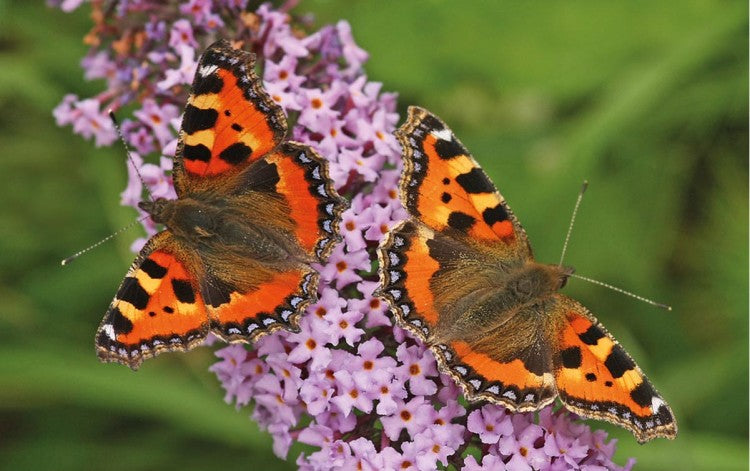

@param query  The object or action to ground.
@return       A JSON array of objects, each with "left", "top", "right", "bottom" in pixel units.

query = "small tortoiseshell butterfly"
[
  {"left": 378, "top": 106, "right": 677, "bottom": 442},
  {"left": 96, "top": 40, "right": 347, "bottom": 369}
]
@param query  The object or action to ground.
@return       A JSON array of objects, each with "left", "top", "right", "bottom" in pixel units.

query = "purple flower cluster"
[{"left": 54, "top": 1, "right": 636, "bottom": 469}]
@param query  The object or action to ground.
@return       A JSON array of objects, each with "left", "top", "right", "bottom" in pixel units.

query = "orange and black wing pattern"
[
  {"left": 205, "top": 266, "right": 318, "bottom": 343},
  {"left": 203, "top": 141, "right": 345, "bottom": 340},
  {"left": 378, "top": 220, "right": 441, "bottom": 341},
  {"left": 96, "top": 232, "right": 209, "bottom": 370},
  {"left": 173, "top": 40, "right": 287, "bottom": 194},
  {"left": 395, "top": 106, "right": 530, "bottom": 256},
  {"left": 438, "top": 335, "right": 557, "bottom": 412},
  {"left": 551, "top": 295, "right": 677, "bottom": 443},
  {"left": 379, "top": 220, "right": 557, "bottom": 411},
  {"left": 259, "top": 142, "right": 346, "bottom": 260}
]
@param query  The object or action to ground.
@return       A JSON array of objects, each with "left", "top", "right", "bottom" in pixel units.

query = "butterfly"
[
  {"left": 377, "top": 106, "right": 677, "bottom": 443},
  {"left": 96, "top": 40, "right": 347, "bottom": 370}
]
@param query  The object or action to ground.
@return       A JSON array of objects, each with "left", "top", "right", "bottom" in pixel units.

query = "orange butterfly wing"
[
  {"left": 96, "top": 232, "right": 208, "bottom": 369},
  {"left": 552, "top": 295, "right": 677, "bottom": 442},
  {"left": 173, "top": 39, "right": 287, "bottom": 193},
  {"left": 207, "top": 142, "right": 345, "bottom": 340},
  {"left": 396, "top": 106, "right": 530, "bottom": 256}
]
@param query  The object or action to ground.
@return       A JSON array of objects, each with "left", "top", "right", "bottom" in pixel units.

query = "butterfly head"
[
  {"left": 506, "top": 263, "right": 575, "bottom": 307},
  {"left": 138, "top": 198, "right": 174, "bottom": 225}
]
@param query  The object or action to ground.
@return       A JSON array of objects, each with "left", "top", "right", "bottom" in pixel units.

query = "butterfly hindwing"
[
  {"left": 173, "top": 40, "right": 287, "bottom": 194},
  {"left": 202, "top": 142, "right": 345, "bottom": 339},
  {"left": 396, "top": 106, "right": 530, "bottom": 256},
  {"left": 206, "top": 266, "right": 318, "bottom": 342},
  {"left": 378, "top": 219, "right": 442, "bottom": 340},
  {"left": 96, "top": 232, "right": 209, "bottom": 369},
  {"left": 434, "top": 296, "right": 560, "bottom": 411},
  {"left": 262, "top": 142, "right": 347, "bottom": 259},
  {"left": 551, "top": 295, "right": 677, "bottom": 443}
]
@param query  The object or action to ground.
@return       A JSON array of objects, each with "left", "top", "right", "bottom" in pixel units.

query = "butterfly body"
[
  {"left": 139, "top": 188, "right": 310, "bottom": 265},
  {"left": 426, "top": 247, "right": 572, "bottom": 344},
  {"left": 379, "top": 106, "right": 677, "bottom": 442},
  {"left": 96, "top": 41, "right": 346, "bottom": 370}
]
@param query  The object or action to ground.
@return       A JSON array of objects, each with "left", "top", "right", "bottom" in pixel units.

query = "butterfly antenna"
[
  {"left": 559, "top": 180, "right": 588, "bottom": 267},
  {"left": 569, "top": 273, "right": 672, "bottom": 311},
  {"left": 109, "top": 110, "right": 154, "bottom": 202},
  {"left": 61, "top": 215, "right": 149, "bottom": 266}
]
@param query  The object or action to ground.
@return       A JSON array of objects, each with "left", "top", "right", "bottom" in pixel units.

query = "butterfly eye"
[{"left": 559, "top": 266, "right": 575, "bottom": 289}]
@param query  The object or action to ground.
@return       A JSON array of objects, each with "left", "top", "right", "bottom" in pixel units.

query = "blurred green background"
[{"left": 0, "top": 1, "right": 746, "bottom": 470}]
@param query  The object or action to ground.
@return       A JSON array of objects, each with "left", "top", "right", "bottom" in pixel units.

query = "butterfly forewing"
[
  {"left": 173, "top": 39, "right": 287, "bottom": 194},
  {"left": 395, "top": 106, "right": 531, "bottom": 256},
  {"left": 551, "top": 295, "right": 677, "bottom": 442},
  {"left": 96, "top": 232, "right": 209, "bottom": 369}
]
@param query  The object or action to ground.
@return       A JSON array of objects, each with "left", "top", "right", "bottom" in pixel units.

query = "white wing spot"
[
  {"left": 431, "top": 128, "right": 453, "bottom": 141},
  {"left": 198, "top": 64, "right": 219, "bottom": 77},
  {"left": 103, "top": 324, "right": 116, "bottom": 340}
]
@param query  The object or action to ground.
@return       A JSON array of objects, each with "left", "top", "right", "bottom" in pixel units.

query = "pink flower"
[
  {"left": 467, "top": 405, "right": 514, "bottom": 444},
  {"left": 298, "top": 86, "right": 343, "bottom": 125},
  {"left": 317, "top": 245, "right": 370, "bottom": 290},
  {"left": 133, "top": 99, "right": 179, "bottom": 147},
  {"left": 336, "top": 21, "right": 368, "bottom": 77},
  {"left": 396, "top": 344, "right": 439, "bottom": 396},
  {"left": 157, "top": 44, "right": 198, "bottom": 90},
  {"left": 462, "top": 454, "right": 508, "bottom": 471},
  {"left": 168, "top": 19, "right": 197, "bottom": 49},
  {"left": 54, "top": 96, "right": 116, "bottom": 147},
  {"left": 338, "top": 206, "right": 368, "bottom": 251},
  {"left": 381, "top": 396, "right": 435, "bottom": 441},
  {"left": 81, "top": 51, "right": 117, "bottom": 82},
  {"left": 331, "top": 370, "right": 373, "bottom": 415},
  {"left": 179, "top": 0, "right": 212, "bottom": 22},
  {"left": 264, "top": 56, "right": 305, "bottom": 89},
  {"left": 286, "top": 317, "right": 332, "bottom": 371},
  {"left": 498, "top": 419, "right": 550, "bottom": 471}
]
